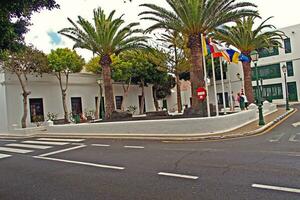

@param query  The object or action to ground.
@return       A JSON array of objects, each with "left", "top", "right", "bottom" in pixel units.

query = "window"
[
  {"left": 252, "top": 63, "right": 281, "bottom": 80},
  {"left": 258, "top": 47, "right": 279, "bottom": 58},
  {"left": 286, "top": 61, "right": 294, "bottom": 76},
  {"left": 115, "top": 96, "right": 123, "bottom": 110},
  {"left": 71, "top": 97, "right": 82, "bottom": 115},
  {"left": 29, "top": 98, "right": 44, "bottom": 122},
  {"left": 253, "top": 83, "right": 283, "bottom": 101},
  {"left": 284, "top": 38, "right": 292, "bottom": 53}
]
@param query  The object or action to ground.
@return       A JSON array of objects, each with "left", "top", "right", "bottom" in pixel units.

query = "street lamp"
[
  {"left": 282, "top": 65, "right": 290, "bottom": 111},
  {"left": 96, "top": 78, "right": 104, "bottom": 119},
  {"left": 250, "top": 50, "right": 265, "bottom": 126}
]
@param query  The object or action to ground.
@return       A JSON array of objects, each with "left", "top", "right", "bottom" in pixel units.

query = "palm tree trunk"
[
  {"left": 102, "top": 64, "right": 115, "bottom": 119},
  {"left": 242, "top": 61, "right": 255, "bottom": 103},
  {"left": 175, "top": 73, "right": 182, "bottom": 113},
  {"left": 189, "top": 34, "right": 205, "bottom": 113}
]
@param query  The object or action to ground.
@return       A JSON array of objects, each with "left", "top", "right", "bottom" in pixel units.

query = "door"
[
  {"left": 138, "top": 95, "right": 146, "bottom": 113},
  {"left": 71, "top": 97, "right": 82, "bottom": 115},
  {"left": 29, "top": 98, "right": 44, "bottom": 122},
  {"left": 287, "top": 82, "right": 298, "bottom": 101},
  {"left": 95, "top": 96, "right": 105, "bottom": 119}
]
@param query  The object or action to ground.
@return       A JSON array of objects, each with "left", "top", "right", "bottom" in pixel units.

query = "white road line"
[
  {"left": 37, "top": 138, "right": 84, "bottom": 142},
  {"left": 289, "top": 133, "right": 300, "bottom": 142},
  {"left": 124, "top": 146, "right": 145, "bottom": 149},
  {"left": 37, "top": 145, "right": 86, "bottom": 157},
  {"left": 34, "top": 156, "right": 125, "bottom": 170},
  {"left": 269, "top": 133, "right": 286, "bottom": 142},
  {"left": 0, "top": 147, "right": 33, "bottom": 154},
  {"left": 158, "top": 172, "right": 199, "bottom": 180},
  {"left": 91, "top": 144, "right": 111, "bottom": 147},
  {"left": 0, "top": 153, "right": 11, "bottom": 159},
  {"left": 22, "top": 141, "right": 69, "bottom": 146},
  {"left": 252, "top": 184, "right": 300, "bottom": 194},
  {"left": 0, "top": 139, "right": 17, "bottom": 142},
  {"left": 6, "top": 143, "right": 52, "bottom": 150}
]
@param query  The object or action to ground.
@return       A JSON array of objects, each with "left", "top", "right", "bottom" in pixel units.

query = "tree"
[
  {"left": 214, "top": 16, "right": 284, "bottom": 103},
  {"left": 0, "top": 0, "right": 59, "bottom": 55},
  {"left": 48, "top": 48, "right": 85, "bottom": 122},
  {"left": 1, "top": 46, "right": 48, "bottom": 128},
  {"left": 139, "top": 0, "right": 257, "bottom": 114},
  {"left": 59, "top": 7, "right": 147, "bottom": 119}
]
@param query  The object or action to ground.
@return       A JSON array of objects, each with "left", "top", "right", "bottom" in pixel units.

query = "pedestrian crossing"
[
  {"left": 0, "top": 138, "right": 85, "bottom": 160},
  {"left": 268, "top": 133, "right": 300, "bottom": 143}
]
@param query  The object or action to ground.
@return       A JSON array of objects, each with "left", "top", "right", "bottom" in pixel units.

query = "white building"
[
  {"left": 0, "top": 72, "right": 155, "bottom": 133},
  {"left": 165, "top": 24, "right": 300, "bottom": 112}
]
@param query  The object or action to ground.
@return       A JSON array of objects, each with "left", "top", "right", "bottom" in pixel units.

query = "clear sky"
[{"left": 25, "top": 0, "right": 300, "bottom": 60}]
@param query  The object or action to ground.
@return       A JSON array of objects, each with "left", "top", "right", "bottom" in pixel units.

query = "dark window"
[
  {"left": 284, "top": 38, "right": 292, "bottom": 53},
  {"left": 258, "top": 47, "right": 279, "bottom": 58},
  {"left": 252, "top": 63, "right": 281, "bottom": 80},
  {"left": 287, "top": 61, "right": 294, "bottom": 76},
  {"left": 253, "top": 83, "right": 283, "bottom": 101},
  {"left": 29, "top": 98, "right": 44, "bottom": 122},
  {"left": 217, "top": 92, "right": 229, "bottom": 107},
  {"left": 71, "top": 97, "right": 82, "bottom": 115},
  {"left": 115, "top": 96, "right": 123, "bottom": 110}
]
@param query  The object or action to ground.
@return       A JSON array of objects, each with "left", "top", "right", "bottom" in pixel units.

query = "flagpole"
[
  {"left": 211, "top": 54, "right": 219, "bottom": 116},
  {"left": 219, "top": 57, "right": 227, "bottom": 114},
  {"left": 227, "top": 60, "right": 234, "bottom": 111},
  {"left": 201, "top": 34, "right": 211, "bottom": 117}
]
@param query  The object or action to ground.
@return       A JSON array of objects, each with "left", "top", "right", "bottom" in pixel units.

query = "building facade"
[{"left": 0, "top": 72, "right": 155, "bottom": 132}]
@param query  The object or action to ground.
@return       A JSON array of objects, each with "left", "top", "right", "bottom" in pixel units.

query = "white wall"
[
  {"left": 0, "top": 73, "right": 8, "bottom": 132},
  {"left": 3, "top": 73, "right": 155, "bottom": 130}
]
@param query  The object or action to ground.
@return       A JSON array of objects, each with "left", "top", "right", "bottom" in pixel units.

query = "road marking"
[
  {"left": 37, "top": 145, "right": 86, "bottom": 157},
  {"left": 252, "top": 184, "right": 300, "bottom": 194},
  {"left": 0, "top": 147, "right": 33, "bottom": 154},
  {"left": 124, "top": 146, "right": 145, "bottom": 149},
  {"left": 289, "top": 133, "right": 300, "bottom": 142},
  {"left": 0, "top": 153, "right": 11, "bottom": 159},
  {"left": 34, "top": 156, "right": 125, "bottom": 170},
  {"left": 269, "top": 133, "right": 286, "bottom": 142},
  {"left": 6, "top": 143, "right": 52, "bottom": 149},
  {"left": 292, "top": 121, "right": 300, "bottom": 127},
  {"left": 37, "top": 138, "right": 84, "bottom": 142},
  {"left": 91, "top": 144, "right": 111, "bottom": 147},
  {"left": 158, "top": 172, "right": 198, "bottom": 180},
  {"left": 0, "top": 139, "right": 17, "bottom": 142},
  {"left": 22, "top": 141, "right": 69, "bottom": 146}
]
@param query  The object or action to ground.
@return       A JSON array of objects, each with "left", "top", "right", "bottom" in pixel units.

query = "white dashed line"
[
  {"left": 0, "top": 139, "right": 17, "bottom": 142},
  {"left": 158, "top": 172, "right": 198, "bottom": 180},
  {"left": 37, "top": 138, "right": 84, "bottom": 142},
  {"left": 124, "top": 146, "right": 145, "bottom": 149},
  {"left": 252, "top": 184, "right": 300, "bottom": 194},
  {"left": 34, "top": 156, "right": 125, "bottom": 170},
  {"left": 269, "top": 133, "right": 285, "bottom": 142},
  {"left": 0, "top": 153, "right": 11, "bottom": 159},
  {"left": 288, "top": 133, "right": 300, "bottom": 142},
  {"left": 22, "top": 141, "right": 69, "bottom": 146},
  {"left": 91, "top": 144, "right": 111, "bottom": 147},
  {"left": 6, "top": 143, "right": 52, "bottom": 149},
  {"left": 0, "top": 147, "right": 33, "bottom": 154},
  {"left": 37, "top": 145, "right": 86, "bottom": 157}
]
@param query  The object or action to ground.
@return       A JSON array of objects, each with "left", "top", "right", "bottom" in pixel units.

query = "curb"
[{"left": 1, "top": 108, "right": 296, "bottom": 141}]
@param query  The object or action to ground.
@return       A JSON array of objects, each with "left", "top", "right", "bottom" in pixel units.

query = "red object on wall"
[{"left": 196, "top": 87, "right": 207, "bottom": 101}]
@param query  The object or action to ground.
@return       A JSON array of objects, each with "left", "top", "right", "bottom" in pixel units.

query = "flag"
[
  {"left": 239, "top": 53, "right": 250, "bottom": 62},
  {"left": 225, "top": 49, "right": 240, "bottom": 64},
  {"left": 201, "top": 34, "right": 208, "bottom": 56}
]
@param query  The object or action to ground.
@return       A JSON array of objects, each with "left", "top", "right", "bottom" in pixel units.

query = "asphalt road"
[{"left": 0, "top": 106, "right": 299, "bottom": 200}]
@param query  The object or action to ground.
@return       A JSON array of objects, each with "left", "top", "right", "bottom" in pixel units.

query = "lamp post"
[
  {"left": 250, "top": 50, "right": 265, "bottom": 126},
  {"left": 96, "top": 78, "right": 104, "bottom": 119},
  {"left": 282, "top": 65, "right": 290, "bottom": 111}
]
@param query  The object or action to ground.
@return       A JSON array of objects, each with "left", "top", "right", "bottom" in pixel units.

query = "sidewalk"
[{"left": 0, "top": 108, "right": 295, "bottom": 140}]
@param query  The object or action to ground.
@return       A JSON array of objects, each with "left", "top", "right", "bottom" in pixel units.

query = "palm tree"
[
  {"left": 139, "top": 0, "right": 257, "bottom": 113},
  {"left": 215, "top": 16, "right": 284, "bottom": 103},
  {"left": 59, "top": 7, "right": 147, "bottom": 119}
]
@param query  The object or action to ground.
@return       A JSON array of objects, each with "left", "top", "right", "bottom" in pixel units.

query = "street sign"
[{"left": 196, "top": 87, "right": 207, "bottom": 101}]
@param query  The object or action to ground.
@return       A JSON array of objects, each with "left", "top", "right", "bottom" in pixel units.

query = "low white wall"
[{"left": 47, "top": 109, "right": 257, "bottom": 134}]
